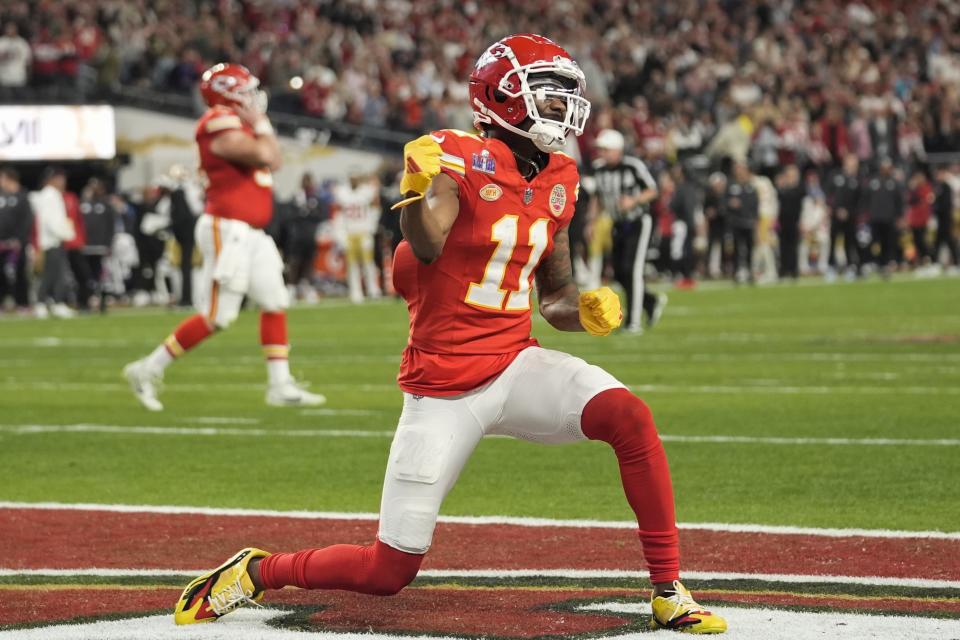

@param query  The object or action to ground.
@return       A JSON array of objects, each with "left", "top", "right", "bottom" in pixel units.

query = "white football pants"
[
  {"left": 195, "top": 214, "right": 289, "bottom": 328},
  {"left": 377, "top": 346, "right": 626, "bottom": 554}
]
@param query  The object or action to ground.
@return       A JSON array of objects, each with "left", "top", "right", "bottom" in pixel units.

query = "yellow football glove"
[
  {"left": 391, "top": 135, "right": 443, "bottom": 210},
  {"left": 578, "top": 286, "right": 623, "bottom": 337}
]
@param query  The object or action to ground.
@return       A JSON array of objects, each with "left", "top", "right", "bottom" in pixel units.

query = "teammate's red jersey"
[
  {"left": 394, "top": 129, "right": 580, "bottom": 396},
  {"left": 196, "top": 106, "right": 273, "bottom": 228}
]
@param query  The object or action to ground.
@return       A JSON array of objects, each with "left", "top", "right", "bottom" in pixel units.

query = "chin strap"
[{"left": 476, "top": 98, "right": 566, "bottom": 152}]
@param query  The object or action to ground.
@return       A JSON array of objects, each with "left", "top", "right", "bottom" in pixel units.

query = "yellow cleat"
[
  {"left": 649, "top": 580, "right": 727, "bottom": 634},
  {"left": 173, "top": 547, "right": 270, "bottom": 625}
]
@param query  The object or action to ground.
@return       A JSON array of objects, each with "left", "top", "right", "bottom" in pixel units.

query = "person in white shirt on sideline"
[{"left": 29, "top": 168, "right": 76, "bottom": 319}]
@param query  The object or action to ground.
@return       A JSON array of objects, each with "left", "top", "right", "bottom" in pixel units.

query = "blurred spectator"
[
  {"left": 0, "top": 166, "right": 33, "bottom": 312},
  {"left": 63, "top": 182, "right": 92, "bottom": 310},
  {"left": 333, "top": 171, "right": 381, "bottom": 304},
  {"left": 29, "top": 167, "right": 75, "bottom": 319},
  {"left": 826, "top": 154, "right": 862, "bottom": 277},
  {"left": 862, "top": 159, "right": 905, "bottom": 274},
  {"left": 752, "top": 170, "right": 778, "bottom": 284},
  {"left": 799, "top": 171, "right": 829, "bottom": 275},
  {"left": 776, "top": 164, "right": 804, "bottom": 281},
  {"left": 0, "top": 22, "right": 30, "bottom": 97},
  {"left": 703, "top": 172, "right": 727, "bottom": 278},
  {"left": 668, "top": 164, "right": 699, "bottom": 288},
  {"left": 906, "top": 168, "right": 934, "bottom": 266},
  {"left": 159, "top": 166, "right": 202, "bottom": 307},
  {"left": 78, "top": 177, "right": 118, "bottom": 312},
  {"left": 932, "top": 166, "right": 959, "bottom": 267},
  {"left": 286, "top": 172, "right": 329, "bottom": 303},
  {"left": 725, "top": 161, "right": 759, "bottom": 284}
]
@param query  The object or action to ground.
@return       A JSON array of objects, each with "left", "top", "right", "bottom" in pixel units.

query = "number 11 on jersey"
[{"left": 465, "top": 215, "right": 550, "bottom": 312}]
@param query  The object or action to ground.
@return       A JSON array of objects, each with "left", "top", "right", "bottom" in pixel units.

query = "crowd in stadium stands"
[{"left": 1, "top": 0, "right": 960, "bottom": 316}]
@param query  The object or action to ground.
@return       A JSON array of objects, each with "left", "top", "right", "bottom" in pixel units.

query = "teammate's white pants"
[
  {"left": 377, "top": 346, "right": 626, "bottom": 554},
  {"left": 195, "top": 214, "right": 289, "bottom": 328},
  {"left": 345, "top": 232, "right": 381, "bottom": 303}
]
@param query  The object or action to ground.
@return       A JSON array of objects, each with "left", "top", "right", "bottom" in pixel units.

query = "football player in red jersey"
[
  {"left": 123, "top": 63, "right": 325, "bottom": 411},
  {"left": 174, "top": 37, "right": 726, "bottom": 634}
]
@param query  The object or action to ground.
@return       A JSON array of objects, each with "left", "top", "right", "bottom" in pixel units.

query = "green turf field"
[{"left": 1, "top": 277, "right": 958, "bottom": 532}]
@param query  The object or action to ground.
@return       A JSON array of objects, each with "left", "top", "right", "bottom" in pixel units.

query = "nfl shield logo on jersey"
[
  {"left": 523, "top": 187, "right": 534, "bottom": 205},
  {"left": 549, "top": 184, "right": 566, "bottom": 216}
]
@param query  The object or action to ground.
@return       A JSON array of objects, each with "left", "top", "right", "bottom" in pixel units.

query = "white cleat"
[
  {"left": 266, "top": 379, "right": 327, "bottom": 407},
  {"left": 123, "top": 359, "right": 164, "bottom": 411},
  {"left": 33, "top": 304, "right": 50, "bottom": 320},
  {"left": 50, "top": 303, "right": 76, "bottom": 319}
]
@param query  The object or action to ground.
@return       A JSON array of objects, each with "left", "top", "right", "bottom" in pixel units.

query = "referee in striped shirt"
[{"left": 590, "top": 129, "right": 666, "bottom": 333}]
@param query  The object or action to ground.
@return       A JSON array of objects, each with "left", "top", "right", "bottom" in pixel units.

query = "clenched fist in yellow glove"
[
  {"left": 579, "top": 286, "right": 623, "bottom": 336},
  {"left": 391, "top": 135, "right": 443, "bottom": 210}
]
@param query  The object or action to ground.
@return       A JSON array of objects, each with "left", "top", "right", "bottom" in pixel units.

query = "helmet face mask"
[{"left": 470, "top": 34, "right": 591, "bottom": 153}]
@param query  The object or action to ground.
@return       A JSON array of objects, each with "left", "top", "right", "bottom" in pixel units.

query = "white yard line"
[
  {"left": 1, "top": 501, "right": 957, "bottom": 540},
  {"left": 3, "top": 379, "right": 960, "bottom": 396},
  {"left": 627, "top": 383, "right": 960, "bottom": 396},
  {"left": 2, "top": 423, "right": 958, "bottom": 448},
  {"left": 185, "top": 417, "right": 261, "bottom": 425},
  {"left": 0, "top": 424, "right": 391, "bottom": 438},
  {"left": 299, "top": 408, "right": 386, "bottom": 416}
]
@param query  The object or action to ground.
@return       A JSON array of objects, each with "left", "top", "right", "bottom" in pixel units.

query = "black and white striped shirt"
[{"left": 590, "top": 155, "right": 657, "bottom": 222}]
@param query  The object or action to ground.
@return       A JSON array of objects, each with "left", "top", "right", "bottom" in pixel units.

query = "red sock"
[
  {"left": 581, "top": 387, "right": 680, "bottom": 584},
  {"left": 260, "top": 311, "right": 289, "bottom": 360},
  {"left": 259, "top": 539, "right": 423, "bottom": 596},
  {"left": 164, "top": 314, "right": 214, "bottom": 357}
]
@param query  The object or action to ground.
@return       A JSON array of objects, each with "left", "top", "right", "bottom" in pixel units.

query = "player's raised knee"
[{"left": 581, "top": 387, "right": 658, "bottom": 442}]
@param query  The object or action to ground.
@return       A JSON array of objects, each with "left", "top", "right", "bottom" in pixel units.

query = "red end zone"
[{"left": 3, "top": 506, "right": 959, "bottom": 580}]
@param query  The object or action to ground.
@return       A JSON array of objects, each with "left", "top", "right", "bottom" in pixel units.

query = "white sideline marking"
[
  {"left": 1, "top": 501, "right": 958, "bottom": 540},
  {"left": 0, "top": 608, "right": 956, "bottom": 640},
  {"left": 3, "top": 423, "right": 959, "bottom": 448},
  {"left": 1, "top": 567, "right": 958, "bottom": 590},
  {"left": 422, "top": 569, "right": 960, "bottom": 590}
]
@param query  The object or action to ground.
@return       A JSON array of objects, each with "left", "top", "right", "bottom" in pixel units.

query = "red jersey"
[
  {"left": 394, "top": 129, "right": 579, "bottom": 396},
  {"left": 196, "top": 106, "right": 273, "bottom": 228}
]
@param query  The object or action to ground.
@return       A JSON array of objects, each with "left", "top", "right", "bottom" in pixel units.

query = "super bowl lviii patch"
[
  {"left": 479, "top": 184, "right": 503, "bottom": 202},
  {"left": 471, "top": 151, "right": 496, "bottom": 174},
  {"left": 549, "top": 184, "right": 566, "bottom": 216}
]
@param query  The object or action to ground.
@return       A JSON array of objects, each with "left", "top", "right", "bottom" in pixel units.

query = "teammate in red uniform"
[
  {"left": 123, "top": 63, "right": 325, "bottom": 411},
  {"left": 174, "top": 37, "right": 726, "bottom": 634}
]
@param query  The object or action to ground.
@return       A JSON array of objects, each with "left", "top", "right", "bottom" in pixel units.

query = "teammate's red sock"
[
  {"left": 260, "top": 311, "right": 291, "bottom": 384},
  {"left": 164, "top": 314, "right": 214, "bottom": 357},
  {"left": 259, "top": 539, "right": 423, "bottom": 596},
  {"left": 260, "top": 311, "right": 290, "bottom": 360},
  {"left": 580, "top": 387, "right": 680, "bottom": 584}
]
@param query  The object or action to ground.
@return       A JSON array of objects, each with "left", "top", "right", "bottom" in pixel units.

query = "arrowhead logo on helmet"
[
  {"left": 469, "top": 34, "right": 591, "bottom": 153},
  {"left": 199, "top": 63, "right": 269, "bottom": 114}
]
